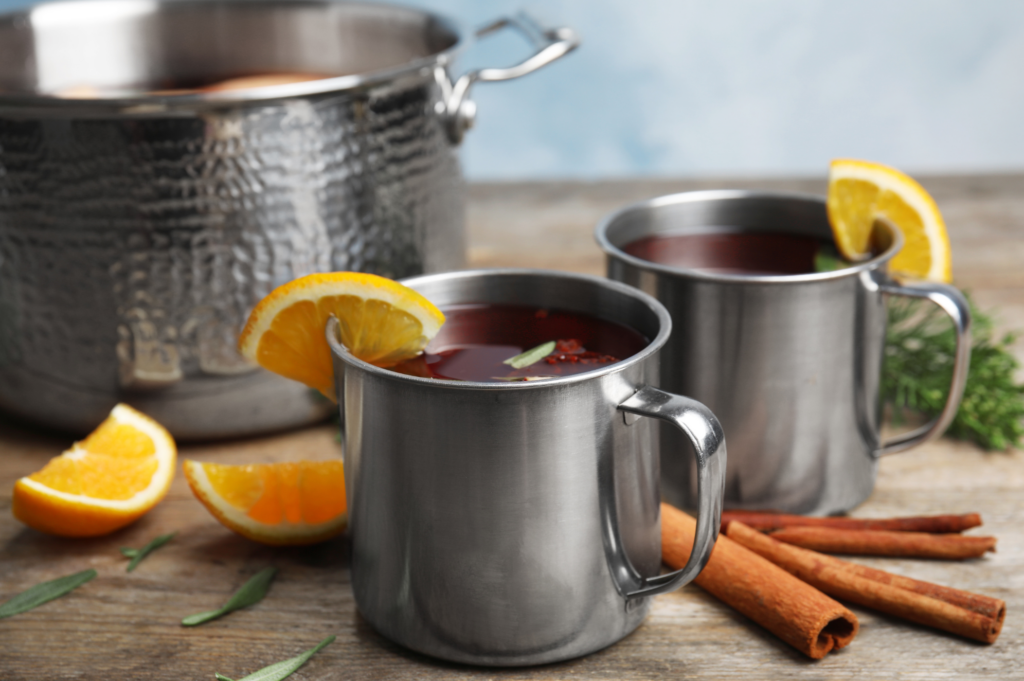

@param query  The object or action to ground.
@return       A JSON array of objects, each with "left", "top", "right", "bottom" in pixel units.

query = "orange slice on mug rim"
[
  {"left": 238, "top": 272, "right": 445, "bottom": 400},
  {"left": 826, "top": 159, "right": 952, "bottom": 282}
]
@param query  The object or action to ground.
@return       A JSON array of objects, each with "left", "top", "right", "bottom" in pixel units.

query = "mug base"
[{"left": 357, "top": 598, "right": 652, "bottom": 667}]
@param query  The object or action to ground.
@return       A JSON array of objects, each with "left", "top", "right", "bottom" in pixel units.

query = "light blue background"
[{"left": 2, "top": 0, "right": 1023, "bottom": 180}]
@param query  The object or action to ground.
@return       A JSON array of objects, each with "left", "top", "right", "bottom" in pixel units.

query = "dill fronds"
[{"left": 883, "top": 295, "right": 1024, "bottom": 450}]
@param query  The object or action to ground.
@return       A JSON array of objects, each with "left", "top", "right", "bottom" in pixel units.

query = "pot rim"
[
  {"left": 326, "top": 268, "right": 674, "bottom": 392},
  {"left": 594, "top": 189, "right": 904, "bottom": 285},
  {"left": 0, "top": 0, "right": 467, "bottom": 112}
]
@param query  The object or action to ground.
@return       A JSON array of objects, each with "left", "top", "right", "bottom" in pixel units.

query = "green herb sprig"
[
  {"left": 815, "top": 247, "right": 1024, "bottom": 450},
  {"left": 0, "top": 569, "right": 97, "bottom": 619},
  {"left": 504, "top": 341, "right": 556, "bottom": 369},
  {"left": 182, "top": 567, "right": 277, "bottom": 627},
  {"left": 883, "top": 295, "right": 1024, "bottom": 450},
  {"left": 215, "top": 635, "right": 335, "bottom": 681},
  {"left": 121, "top": 532, "right": 175, "bottom": 572}
]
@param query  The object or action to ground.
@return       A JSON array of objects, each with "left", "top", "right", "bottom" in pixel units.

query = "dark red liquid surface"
[
  {"left": 388, "top": 304, "right": 649, "bottom": 383},
  {"left": 623, "top": 230, "right": 826, "bottom": 275}
]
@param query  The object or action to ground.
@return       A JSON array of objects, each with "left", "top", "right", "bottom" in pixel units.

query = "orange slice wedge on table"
[
  {"left": 238, "top": 272, "right": 446, "bottom": 399},
  {"left": 183, "top": 460, "right": 347, "bottom": 545},
  {"left": 826, "top": 159, "right": 952, "bottom": 282},
  {"left": 12, "top": 404, "right": 176, "bottom": 537}
]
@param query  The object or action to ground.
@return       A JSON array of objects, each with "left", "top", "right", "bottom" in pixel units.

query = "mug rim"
[
  {"left": 594, "top": 189, "right": 904, "bottom": 285},
  {"left": 325, "top": 267, "right": 673, "bottom": 391}
]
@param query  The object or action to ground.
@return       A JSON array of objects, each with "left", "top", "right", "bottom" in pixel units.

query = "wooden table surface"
[{"left": 2, "top": 174, "right": 1023, "bottom": 680}]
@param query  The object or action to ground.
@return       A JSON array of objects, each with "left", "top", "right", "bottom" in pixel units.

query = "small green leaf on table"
[
  {"left": 182, "top": 567, "right": 277, "bottom": 627},
  {"left": 120, "top": 532, "right": 176, "bottom": 572},
  {"left": 214, "top": 635, "right": 336, "bottom": 681},
  {"left": 0, "top": 569, "right": 97, "bottom": 619}
]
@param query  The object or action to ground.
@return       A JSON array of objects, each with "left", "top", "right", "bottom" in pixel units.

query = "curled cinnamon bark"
[
  {"left": 804, "top": 551, "right": 1005, "bottom": 621},
  {"left": 726, "top": 521, "right": 1005, "bottom": 644},
  {"left": 768, "top": 526, "right": 997, "bottom": 560},
  {"left": 661, "top": 504, "right": 858, "bottom": 659},
  {"left": 720, "top": 511, "right": 982, "bottom": 534}
]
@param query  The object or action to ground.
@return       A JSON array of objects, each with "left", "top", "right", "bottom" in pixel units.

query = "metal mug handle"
[
  {"left": 439, "top": 12, "right": 580, "bottom": 143},
  {"left": 876, "top": 279, "right": 972, "bottom": 456},
  {"left": 610, "top": 385, "right": 727, "bottom": 599}
]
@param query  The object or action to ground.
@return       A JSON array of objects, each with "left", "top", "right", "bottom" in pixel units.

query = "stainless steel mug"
[
  {"left": 0, "top": 1, "right": 577, "bottom": 439},
  {"left": 596, "top": 191, "right": 970, "bottom": 516},
  {"left": 327, "top": 269, "right": 726, "bottom": 666}
]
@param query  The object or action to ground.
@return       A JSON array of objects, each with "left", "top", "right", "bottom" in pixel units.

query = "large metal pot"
[{"left": 0, "top": 0, "right": 577, "bottom": 438}]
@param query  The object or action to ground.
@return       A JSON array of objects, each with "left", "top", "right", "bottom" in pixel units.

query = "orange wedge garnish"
[
  {"left": 827, "top": 159, "right": 952, "bottom": 282},
  {"left": 183, "top": 459, "right": 347, "bottom": 546},
  {"left": 12, "top": 404, "right": 176, "bottom": 537},
  {"left": 238, "top": 272, "right": 445, "bottom": 400}
]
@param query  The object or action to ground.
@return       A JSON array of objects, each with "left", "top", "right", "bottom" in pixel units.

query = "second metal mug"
[
  {"left": 597, "top": 191, "right": 970, "bottom": 516},
  {"left": 327, "top": 269, "right": 726, "bottom": 666}
]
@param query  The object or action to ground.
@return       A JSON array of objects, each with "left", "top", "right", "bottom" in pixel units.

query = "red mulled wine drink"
[
  {"left": 622, "top": 229, "right": 832, "bottom": 275},
  {"left": 389, "top": 303, "right": 649, "bottom": 382}
]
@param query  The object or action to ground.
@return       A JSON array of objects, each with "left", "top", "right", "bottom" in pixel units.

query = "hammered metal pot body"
[
  {"left": 597, "top": 191, "right": 970, "bottom": 516},
  {"left": 0, "top": 1, "right": 466, "bottom": 438},
  {"left": 329, "top": 269, "right": 727, "bottom": 665}
]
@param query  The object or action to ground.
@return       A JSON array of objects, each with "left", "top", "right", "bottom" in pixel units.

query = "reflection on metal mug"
[
  {"left": 597, "top": 191, "right": 970, "bottom": 516},
  {"left": 327, "top": 269, "right": 726, "bottom": 666}
]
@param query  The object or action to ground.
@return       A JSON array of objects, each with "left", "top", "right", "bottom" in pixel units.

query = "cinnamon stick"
[
  {"left": 726, "top": 521, "right": 1004, "bottom": 644},
  {"left": 720, "top": 511, "right": 982, "bottom": 534},
  {"left": 768, "top": 526, "right": 997, "bottom": 560},
  {"left": 799, "top": 550, "right": 1005, "bottom": 621},
  {"left": 661, "top": 503, "right": 858, "bottom": 659}
]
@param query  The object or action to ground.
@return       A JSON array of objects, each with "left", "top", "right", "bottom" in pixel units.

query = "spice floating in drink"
[
  {"left": 238, "top": 277, "right": 647, "bottom": 386},
  {"left": 388, "top": 303, "right": 648, "bottom": 382},
  {"left": 504, "top": 340, "right": 558, "bottom": 369}
]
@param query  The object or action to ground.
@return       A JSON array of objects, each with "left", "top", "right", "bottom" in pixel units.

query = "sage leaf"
[
  {"left": 813, "top": 244, "right": 848, "bottom": 273},
  {"left": 215, "top": 635, "right": 336, "bottom": 681},
  {"left": 122, "top": 532, "right": 176, "bottom": 572},
  {"left": 0, "top": 568, "right": 97, "bottom": 619},
  {"left": 182, "top": 567, "right": 277, "bottom": 627},
  {"left": 503, "top": 341, "right": 556, "bottom": 369}
]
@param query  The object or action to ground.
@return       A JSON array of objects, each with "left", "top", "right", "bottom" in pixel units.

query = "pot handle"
[
  {"left": 876, "top": 279, "right": 972, "bottom": 456},
  {"left": 609, "top": 385, "right": 727, "bottom": 599},
  {"left": 440, "top": 13, "right": 580, "bottom": 143}
]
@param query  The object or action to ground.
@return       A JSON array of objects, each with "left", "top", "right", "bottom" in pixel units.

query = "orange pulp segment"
[
  {"left": 183, "top": 459, "right": 347, "bottom": 546},
  {"left": 826, "top": 159, "right": 952, "bottom": 282},
  {"left": 12, "top": 404, "right": 177, "bottom": 537},
  {"left": 237, "top": 272, "right": 445, "bottom": 400}
]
